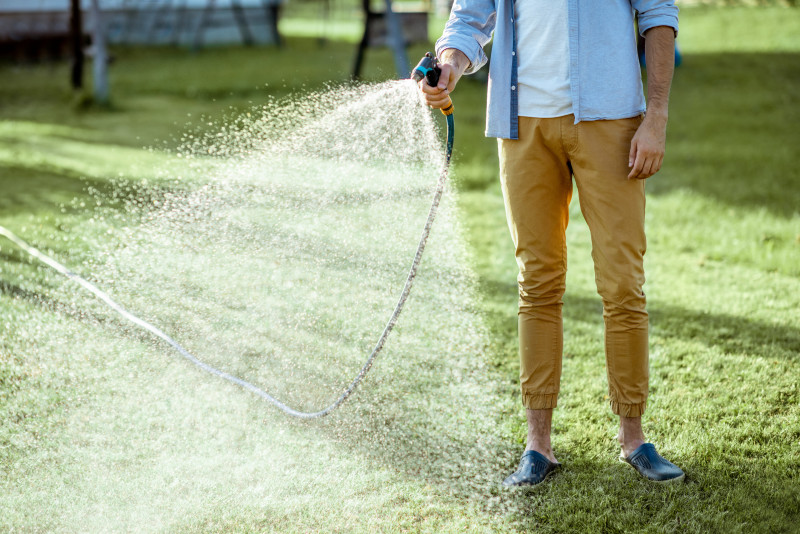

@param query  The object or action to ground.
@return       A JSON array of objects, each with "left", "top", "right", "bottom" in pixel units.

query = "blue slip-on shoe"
[
  {"left": 621, "top": 443, "right": 685, "bottom": 483},
  {"left": 502, "top": 450, "right": 560, "bottom": 487}
]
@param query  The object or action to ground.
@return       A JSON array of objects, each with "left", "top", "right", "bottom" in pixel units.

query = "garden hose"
[{"left": 0, "top": 55, "right": 455, "bottom": 419}]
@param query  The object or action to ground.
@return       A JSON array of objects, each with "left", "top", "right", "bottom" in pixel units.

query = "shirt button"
[
  {"left": 511, "top": 51, "right": 516, "bottom": 56},
  {"left": 511, "top": 85, "right": 516, "bottom": 90}
]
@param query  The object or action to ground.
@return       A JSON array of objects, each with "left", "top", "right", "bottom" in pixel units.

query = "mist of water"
[{"left": 2, "top": 80, "right": 527, "bottom": 531}]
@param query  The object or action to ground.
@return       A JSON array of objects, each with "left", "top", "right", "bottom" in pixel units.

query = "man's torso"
[{"left": 514, "top": 0, "right": 572, "bottom": 118}]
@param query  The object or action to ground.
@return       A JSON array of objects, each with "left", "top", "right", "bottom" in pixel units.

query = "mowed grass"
[{"left": 1, "top": 6, "right": 799, "bottom": 533}]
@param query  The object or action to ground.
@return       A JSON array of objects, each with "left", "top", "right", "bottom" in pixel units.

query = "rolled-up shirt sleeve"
[
  {"left": 435, "top": 0, "right": 497, "bottom": 75},
  {"left": 632, "top": 0, "right": 679, "bottom": 37}
]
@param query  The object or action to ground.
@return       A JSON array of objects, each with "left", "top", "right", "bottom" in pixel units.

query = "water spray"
[{"left": 0, "top": 53, "right": 454, "bottom": 419}]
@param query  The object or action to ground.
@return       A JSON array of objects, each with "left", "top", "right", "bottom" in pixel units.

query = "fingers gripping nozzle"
[{"left": 412, "top": 52, "right": 454, "bottom": 116}]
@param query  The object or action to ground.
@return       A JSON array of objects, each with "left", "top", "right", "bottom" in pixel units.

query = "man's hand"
[
  {"left": 418, "top": 48, "right": 470, "bottom": 109},
  {"left": 628, "top": 25, "right": 675, "bottom": 180},
  {"left": 628, "top": 113, "right": 667, "bottom": 180}
]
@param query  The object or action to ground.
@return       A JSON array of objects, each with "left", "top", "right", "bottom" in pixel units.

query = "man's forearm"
[
  {"left": 643, "top": 26, "right": 675, "bottom": 119},
  {"left": 627, "top": 25, "right": 675, "bottom": 179}
]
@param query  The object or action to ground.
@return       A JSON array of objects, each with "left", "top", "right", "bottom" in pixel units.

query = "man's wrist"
[
  {"left": 439, "top": 48, "right": 470, "bottom": 73},
  {"left": 644, "top": 106, "right": 668, "bottom": 122}
]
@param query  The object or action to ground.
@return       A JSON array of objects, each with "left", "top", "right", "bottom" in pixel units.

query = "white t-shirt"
[{"left": 514, "top": 0, "right": 573, "bottom": 118}]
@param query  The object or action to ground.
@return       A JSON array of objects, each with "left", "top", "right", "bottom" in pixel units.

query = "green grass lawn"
[{"left": 2, "top": 6, "right": 800, "bottom": 533}]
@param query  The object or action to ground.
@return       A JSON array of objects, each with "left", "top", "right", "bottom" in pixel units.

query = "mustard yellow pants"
[{"left": 498, "top": 114, "right": 648, "bottom": 418}]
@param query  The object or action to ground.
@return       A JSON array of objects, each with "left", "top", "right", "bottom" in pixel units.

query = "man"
[{"left": 419, "top": 0, "right": 684, "bottom": 485}]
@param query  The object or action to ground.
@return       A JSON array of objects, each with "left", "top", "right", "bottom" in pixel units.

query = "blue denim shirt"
[{"left": 435, "top": 0, "right": 679, "bottom": 138}]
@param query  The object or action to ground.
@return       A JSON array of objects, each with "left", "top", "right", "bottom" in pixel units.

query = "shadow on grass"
[
  {"left": 0, "top": 164, "right": 182, "bottom": 220},
  {"left": 564, "top": 292, "right": 800, "bottom": 363},
  {"left": 478, "top": 277, "right": 799, "bottom": 364},
  {"left": 0, "top": 166, "right": 99, "bottom": 216},
  {"left": 651, "top": 52, "right": 800, "bottom": 218}
]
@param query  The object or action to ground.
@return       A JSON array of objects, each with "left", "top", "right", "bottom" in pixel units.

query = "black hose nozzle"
[{"left": 412, "top": 52, "right": 441, "bottom": 88}]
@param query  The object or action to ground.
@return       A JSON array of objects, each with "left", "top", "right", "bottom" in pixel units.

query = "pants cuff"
[
  {"left": 610, "top": 400, "right": 647, "bottom": 417},
  {"left": 521, "top": 393, "right": 558, "bottom": 410}
]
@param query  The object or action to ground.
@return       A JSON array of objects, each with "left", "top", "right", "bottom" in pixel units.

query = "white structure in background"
[
  {"left": 434, "top": 0, "right": 453, "bottom": 17},
  {"left": 90, "top": 0, "right": 108, "bottom": 102},
  {"left": 0, "top": 0, "right": 284, "bottom": 48}
]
